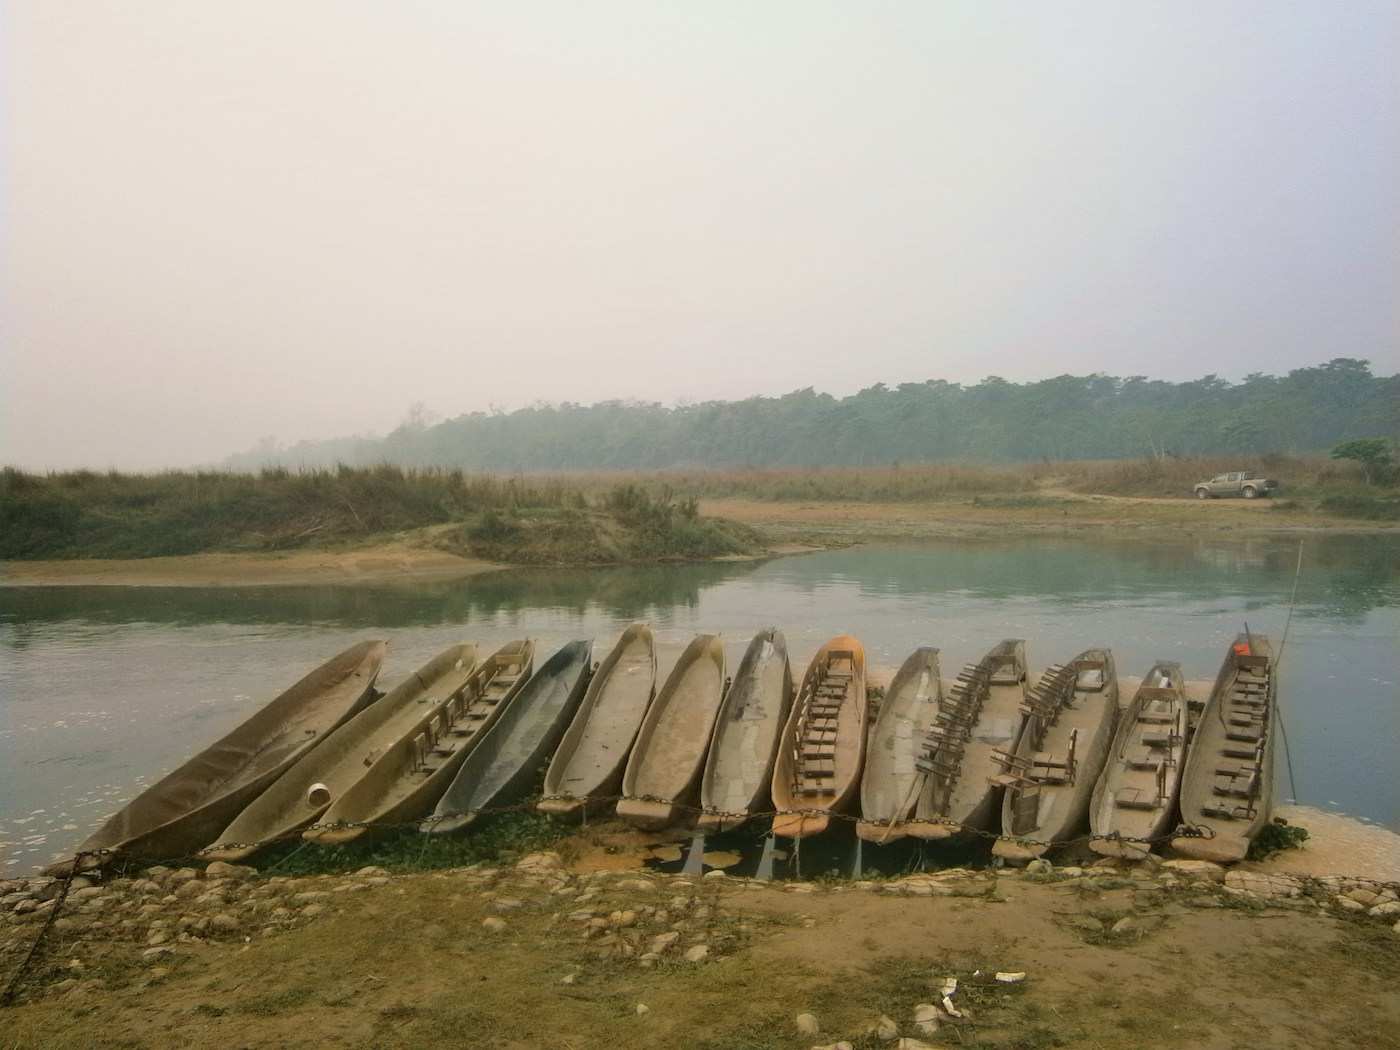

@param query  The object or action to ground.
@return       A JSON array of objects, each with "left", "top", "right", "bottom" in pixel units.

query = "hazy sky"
[{"left": 3, "top": 2, "right": 1397, "bottom": 471}]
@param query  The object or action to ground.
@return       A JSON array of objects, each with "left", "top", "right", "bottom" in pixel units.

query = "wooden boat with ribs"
[
  {"left": 907, "top": 639, "right": 1028, "bottom": 840},
  {"left": 425, "top": 639, "right": 594, "bottom": 834},
  {"left": 305, "top": 639, "right": 533, "bottom": 845},
  {"left": 769, "top": 636, "right": 867, "bottom": 840},
  {"left": 1171, "top": 633, "right": 1276, "bottom": 862},
  {"left": 991, "top": 648, "right": 1120, "bottom": 862},
  {"left": 205, "top": 643, "right": 477, "bottom": 861},
  {"left": 1089, "top": 661, "right": 1189, "bottom": 859}
]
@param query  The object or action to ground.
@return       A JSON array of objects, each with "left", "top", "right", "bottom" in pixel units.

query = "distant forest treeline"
[{"left": 225, "top": 358, "right": 1398, "bottom": 472}]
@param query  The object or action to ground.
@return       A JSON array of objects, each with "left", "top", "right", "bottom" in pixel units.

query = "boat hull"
[
  {"left": 770, "top": 636, "right": 867, "bottom": 840},
  {"left": 697, "top": 628, "right": 793, "bottom": 833},
  {"left": 618, "top": 634, "right": 727, "bottom": 830},
  {"left": 426, "top": 640, "right": 593, "bottom": 834},
  {"left": 855, "top": 647, "right": 943, "bottom": 844},
  {"left": 1088, "top": 662, "right": 1189, "bottom": 860},
  {"left": 906, "top": 640, "right": 1028, "bottom": 841},
  {"left": 306, "top": 640, "right": 533, "bottom": 845},
  {"left": 55, "top": 639, "right": 386, "bottom": 872},
  {"left": 206, "top": 643, "right": 477, "bottom": 861},
  {"left": 1172, "top": 634, "right": 1276, "bottom": 862},
  {"left": 992, "top": 649, "right": 1120, "bottom": 863},
  {"left": 538, "top": 624, "right": 656, "bottom": 822}
]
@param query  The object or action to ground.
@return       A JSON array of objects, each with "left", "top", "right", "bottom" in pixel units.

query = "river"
[{"left": 2, "top": 532, "right": 1396, "bottom": 876}]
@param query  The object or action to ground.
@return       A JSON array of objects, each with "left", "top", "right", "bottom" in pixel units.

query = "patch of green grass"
[
  {"left": 1332, "top": 914, "right": 1400, "bottom": 979},
  {"left": 236, "top": 985, "right": 317, "bottom": 1016},
  {"left": 1247, "top": 816, "right": 1309, "bottom": 861},
  {"left": 1070, "top": 909, "right": 1141, "bottom": 947},
  {"left": 259, "top": 810, "right": 567, "bottom": 877}
]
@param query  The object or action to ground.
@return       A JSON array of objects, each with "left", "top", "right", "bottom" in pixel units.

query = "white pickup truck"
[{"left": 1192, "top": 471, "right": 1279, "bottom": 499}]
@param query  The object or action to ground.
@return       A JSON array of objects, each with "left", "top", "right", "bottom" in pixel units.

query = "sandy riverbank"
[
  {"left": 2, "top": 492, "right": 1391, "bottom": 588},
  {"left": 0, "top": 541, "right": 504, "bottom": 588}
]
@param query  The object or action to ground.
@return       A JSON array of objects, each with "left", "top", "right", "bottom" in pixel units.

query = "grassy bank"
[
  {"left": 578, "top": 454, "right": 1399, "bottom": 519},
  {"left": 0, "top": 467, "right": 765, "bottom": 565},
  {"left": 1, "top": 456, "right": 1395, "bottom": 568}
]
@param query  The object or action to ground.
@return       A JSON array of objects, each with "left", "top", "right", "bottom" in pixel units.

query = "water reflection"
[{"left": 0, "top": 558, "right": 767, "bottom": 635}]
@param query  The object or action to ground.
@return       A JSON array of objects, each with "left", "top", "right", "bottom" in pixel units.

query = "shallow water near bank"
[{"left": 2, "top": 533, "right": 1396, "bottom": 876}]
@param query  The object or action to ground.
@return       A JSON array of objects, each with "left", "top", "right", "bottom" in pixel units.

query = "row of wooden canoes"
[{"left": 54, "top": 626, "right": 1275, "bottom": 874}]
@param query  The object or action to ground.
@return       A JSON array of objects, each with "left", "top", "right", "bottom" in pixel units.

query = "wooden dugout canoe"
[
  {"left": 204, "top": 643, "right": 478, "bottom": 861},
  {"left": 617, "top": 634, "right": 728, "bottom": 831},
  {"left": 305, "top": 639, "right": 533, "bottom": 845},
  {"left": 424, "top": 639, "right": 594, "bottom": 835},
  {"left": 991, "top": 649, "right": 1121, "bottom": 863},
  {"left": 1172, "top": 633, "right": 1276, "bottom": 863},
  {"left": 769, "top": 636, "right": 867, "bottom": 840},
  {"left": 906, "top": 639, "right": 1028, "bottom": 840},
  {"left": 538, "top": 624, "right": 656, "bottom": 822},
  {"left": 52, "top": 639, "right": 386, "bottom": 873},
  {"left": 855, "top": 646, "right": 943, "bottom": 844},
  {"left": 1089, "top": 661, "right": 1189, "bottom": 860},
  {"left": 697, "top": 627, "right": 794, "bottom": 833}
]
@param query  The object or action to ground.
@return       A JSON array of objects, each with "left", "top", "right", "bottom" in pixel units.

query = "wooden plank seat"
[
  {"left": 430, "top": 714, "right": 456, "bottom": 755},
  {"left": 1115, "top": 787, "right": 1160, "bottom": 810},
  {"left": 1226, "top": 727, "right": 1263, "bottom": 743},
  {"left": 1230, "top": 695, "right": 1266, "bottom": 710},
  {"left": 1203, "top": 800, "right": 1255, "bottom": 821},
  {"left": 1139, "top": 728, "right": 1175, "bottom": 748},
  {"left": 1213, "top": 770, "right": 1259, "bottom": 798},
  {"left": 1215, "top": 761, "right": 1256, "bottom": 777},
  {"left": 1137, "top": 708, "right": 1176, "bottom": 724},
  {"left": 1223, "top": 742, "right": 1262, "bottom": 760},
  {"left": 1124, "top": 749, "right": 1162, "bottom": 773}
]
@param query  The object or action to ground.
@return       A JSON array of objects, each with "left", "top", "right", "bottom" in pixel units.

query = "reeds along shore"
[{"left": 2, "top": 454, "right": 1395, "bottom": 564}]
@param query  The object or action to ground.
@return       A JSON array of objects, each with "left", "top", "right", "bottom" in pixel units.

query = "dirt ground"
[{"left": 2, "top": 810, "right": 1398, "bottom": 1050}]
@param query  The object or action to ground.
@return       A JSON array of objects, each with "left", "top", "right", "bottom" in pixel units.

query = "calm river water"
[{"left": 2, "top": 533, "right": 1396, "bottom": 876}]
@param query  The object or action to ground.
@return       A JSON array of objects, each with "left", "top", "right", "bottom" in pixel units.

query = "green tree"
[{"left": 1331, "top": 438, "right": 1396, "bottom": 483}]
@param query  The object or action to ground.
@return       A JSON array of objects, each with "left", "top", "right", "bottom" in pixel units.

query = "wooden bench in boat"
[
  {"left": 1202, "top": 798, "right": 1257, "bottom": 821},
  {"left": 1226, "top": 726, "right": 1264, "bottom": 744},
  {"left": 1124, "top": 747, "right": 1163, "bottom": 773},
  {"left": 1140, "top": 728, "right": 1177, "bottom": 749},
  {"left": 1114, "top": 786, "right": 1160, "bottom": 810},
  {"left": 1213, "top": 761, "right": 1260, "bottom": 799}
]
